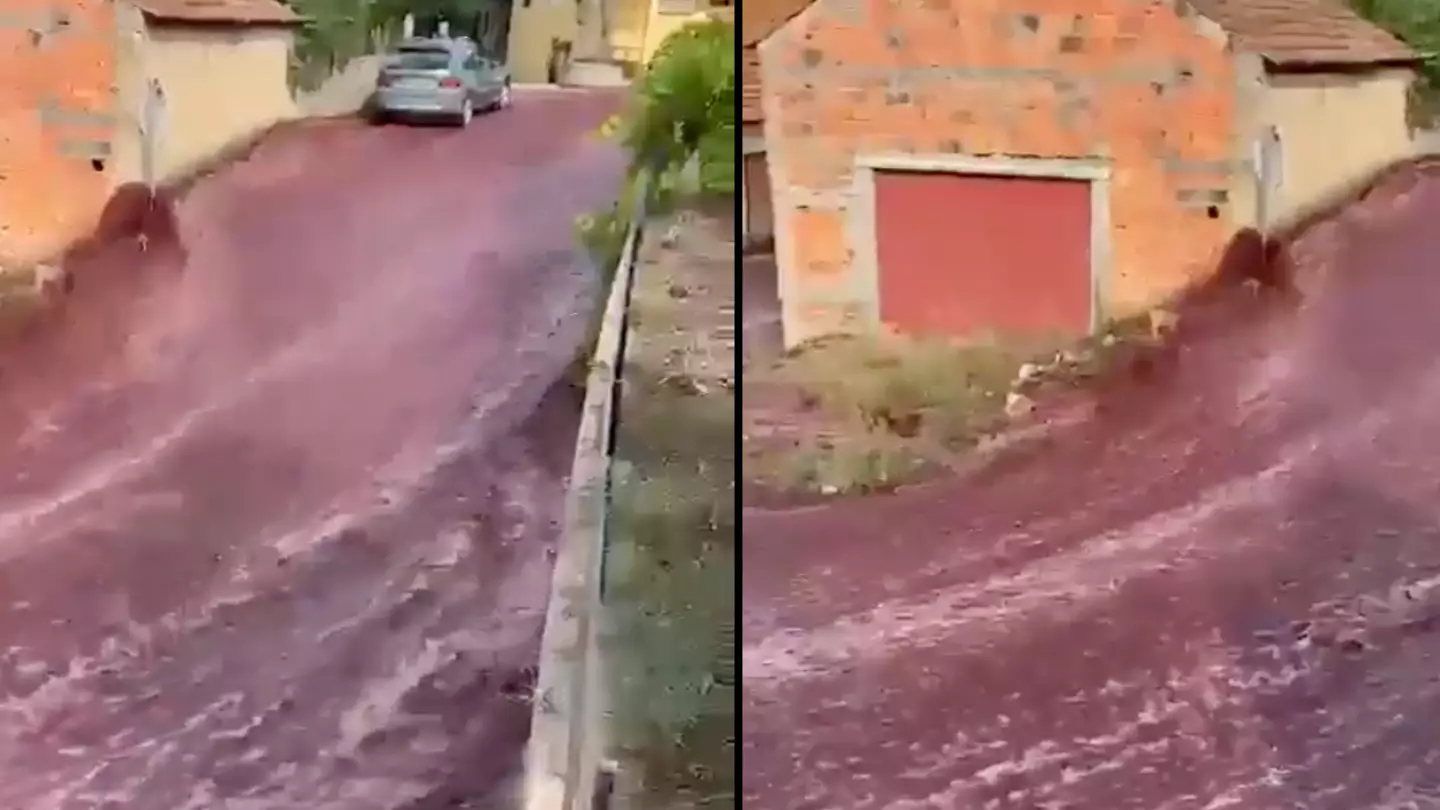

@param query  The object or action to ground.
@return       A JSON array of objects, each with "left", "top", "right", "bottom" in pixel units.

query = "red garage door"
[{"left": 874, "top": 170, "right": 1093, "bottom": 339}]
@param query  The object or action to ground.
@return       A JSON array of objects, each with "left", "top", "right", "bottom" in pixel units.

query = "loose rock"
[{"left": 1004, "top": 391, "right": 1035, "bottom": 418}]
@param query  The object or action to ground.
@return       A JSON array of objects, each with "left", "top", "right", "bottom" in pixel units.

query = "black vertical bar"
[{"left": 590, "top": 763, "right": 617, "bottom": 810}]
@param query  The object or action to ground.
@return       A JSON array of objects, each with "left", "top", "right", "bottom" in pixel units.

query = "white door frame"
[{"left": 847, "top": 152, "right": 1113, "bottom": 333}]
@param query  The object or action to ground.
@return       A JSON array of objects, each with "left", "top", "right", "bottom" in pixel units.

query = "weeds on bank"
[
  {"left": 0, "top": 267, "right": 49, "bottom": 339},
  {"left": 573, "top": 21, "right": 738, "bottom": 804},
  {"left": 608, "top": 365, "right": 735, "bottom": 810},
  {"left": 597, "top": 185, "right": 735, "bottom": 807},
  {"left": 744, "top": 314, "right": 1165, "bottom": 497},
  {"left": 745, "top": 334, "right": 1034, "bottom": 496},
  {"left": 570, "top": 166, "right": 724, "bottom": 392}
]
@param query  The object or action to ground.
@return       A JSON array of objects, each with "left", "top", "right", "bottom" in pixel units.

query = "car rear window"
[{"left": 392, "top": 50, "right": 450, "bottom": 70}]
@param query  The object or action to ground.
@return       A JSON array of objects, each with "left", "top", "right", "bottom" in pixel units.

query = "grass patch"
[
  {"left": 0, "top": 267, "right": 40, "bottom": 298},
  {"left": 0, "top": 268, "right": 45, "bottom": 340},
  {"left": 604, "top": 202, "right": 734, "bottom": 809},
  {"left": 745, "top": 334, "right": 1033, "bottom": 496},
  {"left": 567, "top": 179, "right": 644, "bottom": 391},
  {"left": 697, "top": 133, "right": 735, "bottom": 196},
  {"left": 744, "top": 316, "right": 1164, "bottom": 498},
  {"left": 608, "top": 356, "right": 735, "bottom": 810},
  {"left": 568, "top": 173, "right": 726, "bottom": 390}
]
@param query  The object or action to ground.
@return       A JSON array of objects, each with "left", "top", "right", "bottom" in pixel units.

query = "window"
[{"left": 393, "top": 49, "right": 451, "bottom": 70}]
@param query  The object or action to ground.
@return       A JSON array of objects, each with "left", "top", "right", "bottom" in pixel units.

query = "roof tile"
[
  {"left": 741, "top": 0, "right": 815, "bottom": 45},
  {"left": 1188, "top": 0, "right": 1418, "bottom": 67},
  {"left": 742, "top": 0, "right": 1419, "bottom": 124},
  {"left": 133, "top": 0, "right": 301, "bottom": 26}
]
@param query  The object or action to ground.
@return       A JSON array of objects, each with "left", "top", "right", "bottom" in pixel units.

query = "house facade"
[
  {"left": 506, "top": 0, "right": 580, "bottom": 84},
  {"left": 507, "top": 0, "right": 730, "bottom": 84},
  {"left": 0, "top": 0, "right": 300, "bottom": 268},
  {"left": 752, "top": 0, "right": 1418, "bottom": 346},
  {"left": 612, "top": 0, "right": 730, "bottom": 65},
  {"left": 115, "top": 0, "right": 301, "bottom": 186}
]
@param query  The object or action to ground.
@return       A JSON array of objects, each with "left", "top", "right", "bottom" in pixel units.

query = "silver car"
[{"left": 372, "top": 37, "right": 513, "bottom": 127}]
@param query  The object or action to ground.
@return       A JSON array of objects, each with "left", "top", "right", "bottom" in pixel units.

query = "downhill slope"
[
  {"left": 0, "top": 90, "right": 623, "bottom": 809},
  {"left": 744, "top": 160, "right": 1440, "bottom": 810}
]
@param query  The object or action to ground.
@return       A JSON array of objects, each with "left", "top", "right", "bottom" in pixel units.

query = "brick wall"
[
  {"left": 760, "top": 0, "right": 1256, "bottom": 343},
  {"left": 0, "top": 0, "right": 119, "bottom": 267}
]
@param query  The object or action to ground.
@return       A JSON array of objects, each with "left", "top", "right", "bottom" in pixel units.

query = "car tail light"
[{"left": 439, "top": 76, "right": 462, "bottom": 88}]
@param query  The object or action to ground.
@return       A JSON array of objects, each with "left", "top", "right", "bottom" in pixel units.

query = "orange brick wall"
[
  {"left": 760, "top": 0, "right": 1255, "bottom": 343},
  {"left": 0, "top": 0, "right": 118, "bottom": 267}
]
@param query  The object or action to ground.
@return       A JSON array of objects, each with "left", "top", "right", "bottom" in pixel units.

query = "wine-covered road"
[{"left": 0, "top": 89, "right": 623, "bottom": 809}]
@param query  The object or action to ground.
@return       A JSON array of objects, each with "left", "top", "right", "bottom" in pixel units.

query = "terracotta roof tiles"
[
  {"left": 133, "top": 0, "right": 301, "bottom": 26},
  {"left": 1188, "top": 0, "right": 1418, "bottom": 68},
  {"left": 742, "top": 0, "right": 1419, "bottom": 124},
  {"left": 741, "top": 0, "right": 815, "bottom": 45}
]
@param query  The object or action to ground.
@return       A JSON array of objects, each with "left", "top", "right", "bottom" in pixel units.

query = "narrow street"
[
  {"left": 744, "top": 160, "right": 1440, "bottom": 809},
  {"left": 0, "top": 89, "right": 623, "bottom": 809}
]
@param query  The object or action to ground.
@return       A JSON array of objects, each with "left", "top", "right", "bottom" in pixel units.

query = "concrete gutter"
[{"left": 524, "top": 201, "right": 644, "bottom": 810}]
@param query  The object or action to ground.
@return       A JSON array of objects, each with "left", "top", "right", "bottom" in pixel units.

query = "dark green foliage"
[
  {"left": 284, "top": 0, "right": 497, "bottom": 91},
  {"left": 1348, "top": 0, "right": 1440, "bottom": 121},
  {"left": 619, "top": 19, "right": 735, "bottom": 193},
  {"left": 286, "top": 0, "right": 386, "bottom": 91}
]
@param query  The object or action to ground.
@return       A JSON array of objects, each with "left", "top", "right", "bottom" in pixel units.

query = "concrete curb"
[{"left": 524, "top": 209, "right": 643, "bottom": 810}]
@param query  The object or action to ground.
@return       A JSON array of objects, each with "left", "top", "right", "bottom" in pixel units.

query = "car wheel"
[
  {"left": 497, "top": 81, "right": 512, "bottom": 110},
  {"left": 457, "top": 98, "right": 474, "bottom": 127}
]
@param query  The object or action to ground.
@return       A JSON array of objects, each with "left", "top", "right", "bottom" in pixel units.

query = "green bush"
[
  {"left": 286, "top": 0, "right": 385, "bottom": 91},
  {"left": 697, "top": 129, "right": 734, "bottom": 194},
  {"left": 1349, "top": 0, "right": 1440, "bottom": 120},
  {"left": 568, "top": 175, "right": 647, "bottom": 386},
  {"left": 620, "top": 19, "right": 735, "bottom": 192}
]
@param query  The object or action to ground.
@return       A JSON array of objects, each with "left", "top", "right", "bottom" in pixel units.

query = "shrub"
[
  {"left": 619, "top": 19, "right": 735, "bottom": 193},
  {"left": 288, "top": 3, "right": 371, "bottom": 90},
  {"left": 1349, "top": 0, "right": 1440, "bottom": 121},
  {"left": 568, "top": 174, "right": 649, "bottom": 387}
]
